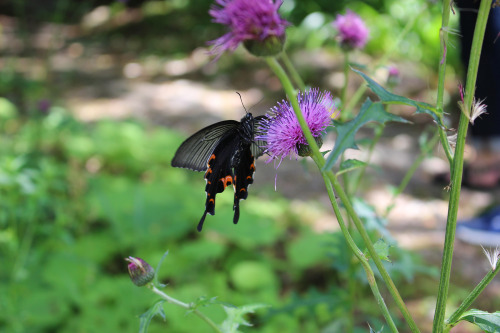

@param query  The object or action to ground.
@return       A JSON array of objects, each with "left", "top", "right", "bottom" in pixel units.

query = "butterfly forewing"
[{"left": 171, "top": 120, "right": 240, "bottom": 171}]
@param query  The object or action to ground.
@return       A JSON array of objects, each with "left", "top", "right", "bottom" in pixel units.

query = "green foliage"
[
  {"left": 2, "top": 108, "right": 429, "bottom": 332},
  {"left": 324, "top": 97, "right": 409, "bottom": 170},
  {"left": 139, "top": 300, "right": 166, "bottom": 333},
  {"left": 220, "top": 304, "right": 269, "bottom": 333},
  {"left": 353, "top": 69, "right": 444, "bottom": 128},
  {"left": 457, "top": 310, "right": 500, "bottom": 333}
]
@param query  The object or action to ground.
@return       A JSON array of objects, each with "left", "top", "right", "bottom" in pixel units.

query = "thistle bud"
[
  {"left": 125, "top": 256, "right": 155, "bottom": 287},
  {"left": 297, "top": 135, "right": 324, "bottom": 157},
  {"left": 243, "top": 34, "right": 286, "bottom": 57}
]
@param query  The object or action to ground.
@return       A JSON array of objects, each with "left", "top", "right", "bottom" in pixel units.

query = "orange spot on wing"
[{"left": 209, "top": 198, "right": 215, "bottom": 204}]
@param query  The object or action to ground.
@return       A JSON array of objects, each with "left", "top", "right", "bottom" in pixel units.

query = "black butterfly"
[{"left": 171, "top": 113, "right": 267, "bottom": 231}]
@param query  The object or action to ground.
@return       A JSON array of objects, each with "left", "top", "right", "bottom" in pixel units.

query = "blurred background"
[{"left": 1, "top": 0, "right": 498, "bottom": 332}]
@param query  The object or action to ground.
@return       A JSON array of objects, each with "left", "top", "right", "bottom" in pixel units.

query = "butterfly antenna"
[{"left": 235, "top": 92, "right": 248, "bottom": 114}]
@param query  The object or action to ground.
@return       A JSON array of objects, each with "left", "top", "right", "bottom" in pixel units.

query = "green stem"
[
  {"left": 280, "top": 51, "right": 306, "bottom": 91},
  {"left": 436, "top": 0, "right": 454, "bottom": 166},
  {"left": 313, "top": 156, "right": 398, "bottom": 333},
  {"left": 341, "top": 50, "right": 350, "bottom": 118},
  {"left": 327, "top": 172, "right": 420, "bottom": 333},
  {"left": 444, "top": 262, "right": 500, "bottom": 332},
  {"left": 149, "top": 285, "right": 223, "bottom": 333},
  {"left": 432, "top": 1, "right": 491, "bottom": 332},
  {"left": 266, "top": 55, "right": 418, "bottom": 332}
]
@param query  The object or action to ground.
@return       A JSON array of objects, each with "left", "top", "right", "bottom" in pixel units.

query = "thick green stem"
[
  {"left": 314, "top": 156, "right": 398, "bottom": 333},
  {"left": 149, "top": 285, "right": 223, "bottom": 333},
  {"left": 444, "top": 262, "right": 500, "bottom": 332},
  {"left": 432, "top": 1, "right": 491, "bottom": 332},
  {"left": 280, "top": 51, "right": 306, "bottom": 91},
  {"left": 266, "top": 55, "right": 419, "bottom": 333},
  {"left": 436, "top": 0, "right": 454, "bottom": 165}
]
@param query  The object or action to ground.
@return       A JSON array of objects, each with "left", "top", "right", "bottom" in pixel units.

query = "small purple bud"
[
  {"left": 125, "top": 256, "right": 155, "bottom": 287},
  {"left": 333, "top": 10, "right": 369, "bottom": 50},
  {"left": 387, "top": 66, "right": 400, "bottom": 86},
  {"left": 37, "top": 99, "right": 51, "bottom": 114}
]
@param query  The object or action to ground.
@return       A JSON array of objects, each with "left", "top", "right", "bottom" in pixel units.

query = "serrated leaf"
[
  {"left": 353, "top": 68, "right": 444, "bottom": 128},
  {"left": 459, "top": 309, "right": 500, "bottom": 333},
  {"left": 337, "top": 159, "right": 368, "bottom": 176},
  {"left": 139, "top": 300, "right": 166, "bottom": 333},
  {"left": 220, "top": 304, "right": 269, "bottom": 333},
  {"left": 323, "top": 98, "right": 408, "bottom": 170},
  {"left": 365, "top": 239, "right": 391, "bottom": 263}
]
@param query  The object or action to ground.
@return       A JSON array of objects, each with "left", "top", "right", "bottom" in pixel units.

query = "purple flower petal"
[
  {"left": 333, "top": 9, "right": 369, "bottom": 50},
  {"left": 208, "top": 0, "right": 289, "bottom": 59},
  {"left": 257, "top": 88, "right": 337, "bottom": 165}
]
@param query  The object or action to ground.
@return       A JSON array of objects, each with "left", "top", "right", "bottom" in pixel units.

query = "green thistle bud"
[
  {"left": 125, "top": 256, "right": 155, "bottom": 287},
  {"left": 243, "top": 34, "right": 286, "bottom": 57},
  {"left": 296, "top": 135, "right": 323, "bottom": 157}
]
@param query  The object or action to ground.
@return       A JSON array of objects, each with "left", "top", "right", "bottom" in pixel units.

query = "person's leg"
[{"left": 456, "top": 1, "right": 500, "bottom": 245}]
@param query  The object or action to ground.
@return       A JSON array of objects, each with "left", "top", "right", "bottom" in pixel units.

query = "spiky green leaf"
[
  {"left": 353, "top": 68, "right": 444, "bottom": 128},
  {"left": 324, "top": 98, "right": 409, "bottom": 170}
]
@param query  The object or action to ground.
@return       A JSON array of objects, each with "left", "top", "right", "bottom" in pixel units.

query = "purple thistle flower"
[
  {"left": 333, "top": 9, "right": 369, "bottom": 50},
  {"left": 257, "top": 88, "right": 337, "bottom": 165},
  {"left": 208, "top": 0, "right": 289, "bottom": 59}
]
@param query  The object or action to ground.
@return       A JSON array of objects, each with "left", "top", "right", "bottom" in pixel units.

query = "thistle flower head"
[
  {"left": 125, "top": 256, "right": 155, "bottom": 287},
  {"left": 257, "top": 88, "right": 337, "bottom": 164},
  {"left": 333, "top": 10, "right": 369, "bottom": 50},
  {"left": 208, "top": 0, "right": 289, "bottom": 59}
]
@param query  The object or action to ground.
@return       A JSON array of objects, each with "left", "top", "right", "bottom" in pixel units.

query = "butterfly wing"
[
  {"left": 250, "top": 115, "right": 268, "bottom": 158},
  {"left": 172, "top": 120, "right": 240, "bottom": 171},
  {"left": 232, "top": 144, "right": 255, "bottom": 225},
  {"left": 198, "top": 132, "right": 240, "bottom": 231}
]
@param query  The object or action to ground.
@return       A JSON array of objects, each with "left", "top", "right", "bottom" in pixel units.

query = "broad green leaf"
[
  {"left": 459, "top": 309, "right": 500, "bottom": 333},
  {"left": 323, "top": 98, "right": 408, "bottom": 170},
  {"left": 139, "top": 300, "right": 166, "bottom": 333},
  {"left": 337, "top": 159, "right": 368, "bottom": 176},
  {"left": 353, "top": 68, "right": 444, "bottom": 128},
  {"left": 220, "top": 304, "right": 269, "bottom": 333},
  {"left": 365, "top": 239, "right": 391, "bottom": 263}
]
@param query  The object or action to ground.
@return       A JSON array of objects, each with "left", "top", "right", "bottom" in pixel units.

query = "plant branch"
[{"left": 432, "top": 1, "right": 492, "bottom": 332}]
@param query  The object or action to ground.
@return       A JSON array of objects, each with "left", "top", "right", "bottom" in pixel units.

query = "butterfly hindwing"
[
  {"left": 171, "top": 120, "right": 240, "bottom": 171},
  {"left": 197, "top": 132, "right": 242, "bottom": 231},
  {"left": 232, "top": 145, "right": 255, "bottom": 224}
]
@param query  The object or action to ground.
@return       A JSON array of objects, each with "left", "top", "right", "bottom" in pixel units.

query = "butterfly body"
[{"left": 172, "top": 113, "right": 266, "bottom": 231}]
